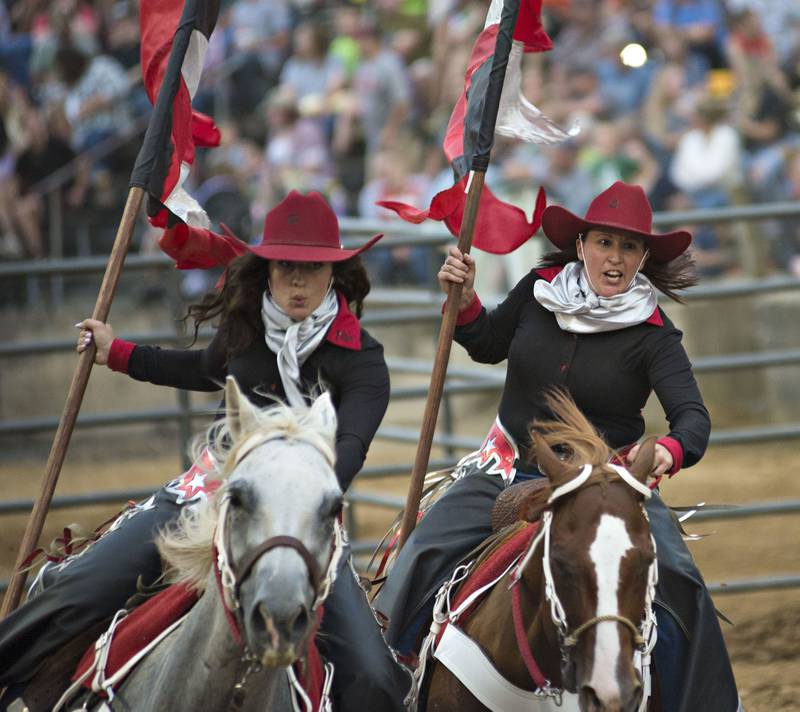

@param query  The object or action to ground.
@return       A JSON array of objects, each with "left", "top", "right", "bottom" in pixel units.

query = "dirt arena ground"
[
  {"left": 1, "top": 435, "right": 798, "bottom": 711},
  {"left": 1, "top": 293, "right": 799, "bottom": 710}
]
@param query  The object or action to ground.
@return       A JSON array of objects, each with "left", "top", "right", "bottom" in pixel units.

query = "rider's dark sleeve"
[
  {"left": 452, "top": 271, "right": 537, "bottom": 364},
  {"left": 331, "top": 336, "right": 390, "bottom": 491}
]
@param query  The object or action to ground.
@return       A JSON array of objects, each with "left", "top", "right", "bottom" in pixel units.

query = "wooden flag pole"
[
  {"left": 396, "top": 0, "right": 523, "bottom": 550},
  {"left": 398, "top": 171, "right": 485, "bottom": 549},
  {"left": 0, "top": 186, "right": 144, "bottom": 618}
]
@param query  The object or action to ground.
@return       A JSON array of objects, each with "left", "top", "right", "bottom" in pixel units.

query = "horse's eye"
[{"left": 227, "top": 484, "right": 250, "bottom": 511}]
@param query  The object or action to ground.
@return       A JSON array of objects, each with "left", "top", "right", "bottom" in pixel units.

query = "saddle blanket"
[
  {"left": 72, "top": 583, "right": 327, "bottom": 710},
  {"left": 436, "top": 521, "right": 539, "bottom": 645},
  {"left": 73, "top": 582, "right": 199, "bottom": 692}
]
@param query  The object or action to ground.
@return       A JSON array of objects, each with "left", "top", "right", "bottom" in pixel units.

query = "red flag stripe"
[
  {"left": 378, "top": 0, "right": 553, "bottom": 254},
  {"left": 138, "top": 0, "right": 220, "bottom": 227}
]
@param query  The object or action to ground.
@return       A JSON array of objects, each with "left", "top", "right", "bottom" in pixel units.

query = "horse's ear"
[
  {"left": 533, "top": 431, "right": 575, "bottom": 489},
  {"left": 308, "top": 392, "right": 337, "bottom": 443},
  {"left": 225, "top": 376, "right": 259, "bottom": 439},
  {"left": 628, "top": 436, "right": 657, "bottom": 485}
]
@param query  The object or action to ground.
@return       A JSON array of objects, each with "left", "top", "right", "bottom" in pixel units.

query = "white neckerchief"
[
  {"left": 533, "top": 261, "right": 657, "bottom": 334},
  {"left": 262, "top": 287, "right": 339, "bottom": 407}
]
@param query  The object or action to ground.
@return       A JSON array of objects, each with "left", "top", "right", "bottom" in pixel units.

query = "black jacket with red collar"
[
  {"left": 453, "top": 266, "right": 710, "bottom": 474},
  {"left": 107, "top": 293, "right": 389, "bottom": 491}
]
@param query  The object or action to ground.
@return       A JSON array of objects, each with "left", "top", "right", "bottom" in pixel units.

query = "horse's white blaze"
[{"left": 587, "top": 514, "right": 633, "bottom": 701}]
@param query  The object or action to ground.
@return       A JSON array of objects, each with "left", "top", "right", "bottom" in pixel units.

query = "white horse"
[{"left": 51, "top": 377, "right": 344, "bottom": 711}]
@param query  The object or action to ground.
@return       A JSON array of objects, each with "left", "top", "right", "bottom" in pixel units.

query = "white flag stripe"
[
  {"left": 181, "top": 29, "right": 209, "bottom": 98},
  {"left": 496, "top": 42, "right": 579, "bottom": 144},
  {"left": 484, "top": 0, "right": 504, "bottom": 29},
  {"left": 165, "top": 162, "right": 211, "bottom": 228}
]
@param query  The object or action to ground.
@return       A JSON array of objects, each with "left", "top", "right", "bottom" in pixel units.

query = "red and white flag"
[
  {"left": 131, "top": 0, "right": 251, "bottom": 269},
  {"left": 379, "top": 0, "right": 574, "bottom": 254}
]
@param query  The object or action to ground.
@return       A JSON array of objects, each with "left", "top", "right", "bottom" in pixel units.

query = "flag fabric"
[
  {"left": 158, "top": 222, "right": 248, "bottom": 270},
  {"left": 131, "top": 0, "right": 221, "bottom": 231},
  {"left": 378, "top": 0, "right": 573, "bottom": 254}
]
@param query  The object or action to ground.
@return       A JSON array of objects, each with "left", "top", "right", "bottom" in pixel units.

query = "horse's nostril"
[
  {"left": 253, "top": 601, "right": 311, "bottom": 647},
  {"left": 288, "top": 604, "right": 311, "bottom": 641},
  {"left": 579, "top": 685, "right": 604, "bottom": 712},
  {"left": 256, "top": 602, "right": 281, "bottom": 649}
]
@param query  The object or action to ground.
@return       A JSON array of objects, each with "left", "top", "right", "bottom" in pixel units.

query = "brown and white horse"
[{"left": 421, "top": 392, "right": 659, "bottom": 712}]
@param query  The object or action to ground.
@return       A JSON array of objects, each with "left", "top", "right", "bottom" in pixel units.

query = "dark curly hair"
[
  {"left": 538, "top": 231, "right": 698, "bottom": 303},
  {"left": 185, "top": 253, "right": 371, "bottom": 363}
]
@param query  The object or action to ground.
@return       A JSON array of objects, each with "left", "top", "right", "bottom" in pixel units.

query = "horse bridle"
[
  {"left": 213, "top": 493, "right": 344, "bottom": 638},
  {"left": 209, "top": 491, "right": 343, "bottom": 712},
  {"left": 235, "top": 535, "right": 323, "bottom": 601},
  {"left": 511, "top": 463, "right": 658, "bottom": 695}
]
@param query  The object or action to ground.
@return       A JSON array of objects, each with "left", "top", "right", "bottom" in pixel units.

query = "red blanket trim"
[
  {"left": 107, "top": 338, "right": 135, "bottom": 373},
  {"left": 73, "top": 582, "right": 199, "bottom": 694},
  {"left": 435, "top": 522, "right": 539, "bottom": 646}
]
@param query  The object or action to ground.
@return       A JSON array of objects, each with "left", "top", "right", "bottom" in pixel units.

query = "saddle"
[{"left": 491, "top": 478, "right": 549, "bottom": 532}]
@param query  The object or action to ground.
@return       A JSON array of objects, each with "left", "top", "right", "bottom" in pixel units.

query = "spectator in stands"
[
  {"left": 580, "top": 118, "right": 660, "bottom": 196},
  {"left": 727, "top": 9, "right": 798, "bottom": 202},
  {"left": 726, "top": 0, "right": 800, "bottom": 66},
  {"left": 55, "top": 44, "right": 131, "bottom": 154},
  {"left": 2, "top": 0, "right": 800, "bottom": 282},
  {"left": 352, "top": 18, "right": 411, "bottom": 153},
  {"left": 670, "top": 94, "right": 743, "bottom": 203},
  {"left": 594, "top": 32, "right": 654, "bottom": 119},
  {"left": 653, "top": 0, "right": 728, "bottom": 71},
  {"left": 259, "top": 86, "right": 333, "bottom": 211},
  {"left": 524, "top": 139, "right": 595, "bottom": 217},
  {"left": 359, "top": 141, "right": 431, "bottom": 285},
  {"left": 279, "top": 20, "right": 345, "bottom": 108},
  {"left": 226, "top": 0, "right": 292, "bottom": 116},
  {"left": 329, "top": 4, "right": 362, "bottom": 79},
  {"left": 12, "top": 105, "right": 88, "bottom": 258},
  {"left": 549, "top": 0, "right": 625, "bottom": 79},
  {"left": 670, "top": 94, "right": 744, "bottom": 276}
]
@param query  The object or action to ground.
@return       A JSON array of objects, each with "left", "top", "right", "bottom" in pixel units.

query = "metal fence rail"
[{"left": 3, "top": 226, "right": 800, "bottom": 596}]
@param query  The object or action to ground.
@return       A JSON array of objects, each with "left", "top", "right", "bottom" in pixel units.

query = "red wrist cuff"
[
  {"left": 441, "top": 292, "right": 482, "bottom": 326},
  {"left": 107, "top": 339, "right": 135, "bottom": 373},
  {"left": 657, "top": 436, "right": 684, "bottom": 476}
]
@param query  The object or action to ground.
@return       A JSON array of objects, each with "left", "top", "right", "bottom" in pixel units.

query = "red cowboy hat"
[
  {"left": 248, "top": 191, "right": 383, "bottom": 262},
  {"left": 541, "top": 181, "right": 692, "bottom": 263}
]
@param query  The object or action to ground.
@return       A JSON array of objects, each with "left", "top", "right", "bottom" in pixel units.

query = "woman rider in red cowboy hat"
[
  {"left": 375, "top": 181, "right": 742, "bottom": 712},
  {"left": 0, "top": 191, "right": 412, "bottom": 711}
]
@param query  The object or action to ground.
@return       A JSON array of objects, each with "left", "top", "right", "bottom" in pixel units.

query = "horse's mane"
[
  {"left": 530, "top": 389, "right": 613, "bottom": 469},
  {"left": 157, "top": 397, "right": 337, "bottom": 593}
]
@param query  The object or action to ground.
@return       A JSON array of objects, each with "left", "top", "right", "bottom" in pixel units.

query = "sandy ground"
[{"left": 1, "top": 436, "right": 798, "bottom": 711}]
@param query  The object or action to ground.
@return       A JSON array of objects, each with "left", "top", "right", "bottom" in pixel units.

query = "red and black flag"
[
  {"left": 131, "top": 0, "right": 249, "bottom": 269},
  {"left": 379, "top": 0, "right": 572, "bottom": 254}
]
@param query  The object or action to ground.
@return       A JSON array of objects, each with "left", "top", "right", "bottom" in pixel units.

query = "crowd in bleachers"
[{"left": 1, "top": 0, "right": 799, "bottom": 288}]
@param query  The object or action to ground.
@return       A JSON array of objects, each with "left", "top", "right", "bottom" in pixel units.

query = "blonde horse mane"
[
  {"left": 157, "top": 397, "right": 337, "bottom": 593},
  {"left": 530, "top": 389, "right": 613, "bottom": 469}
]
